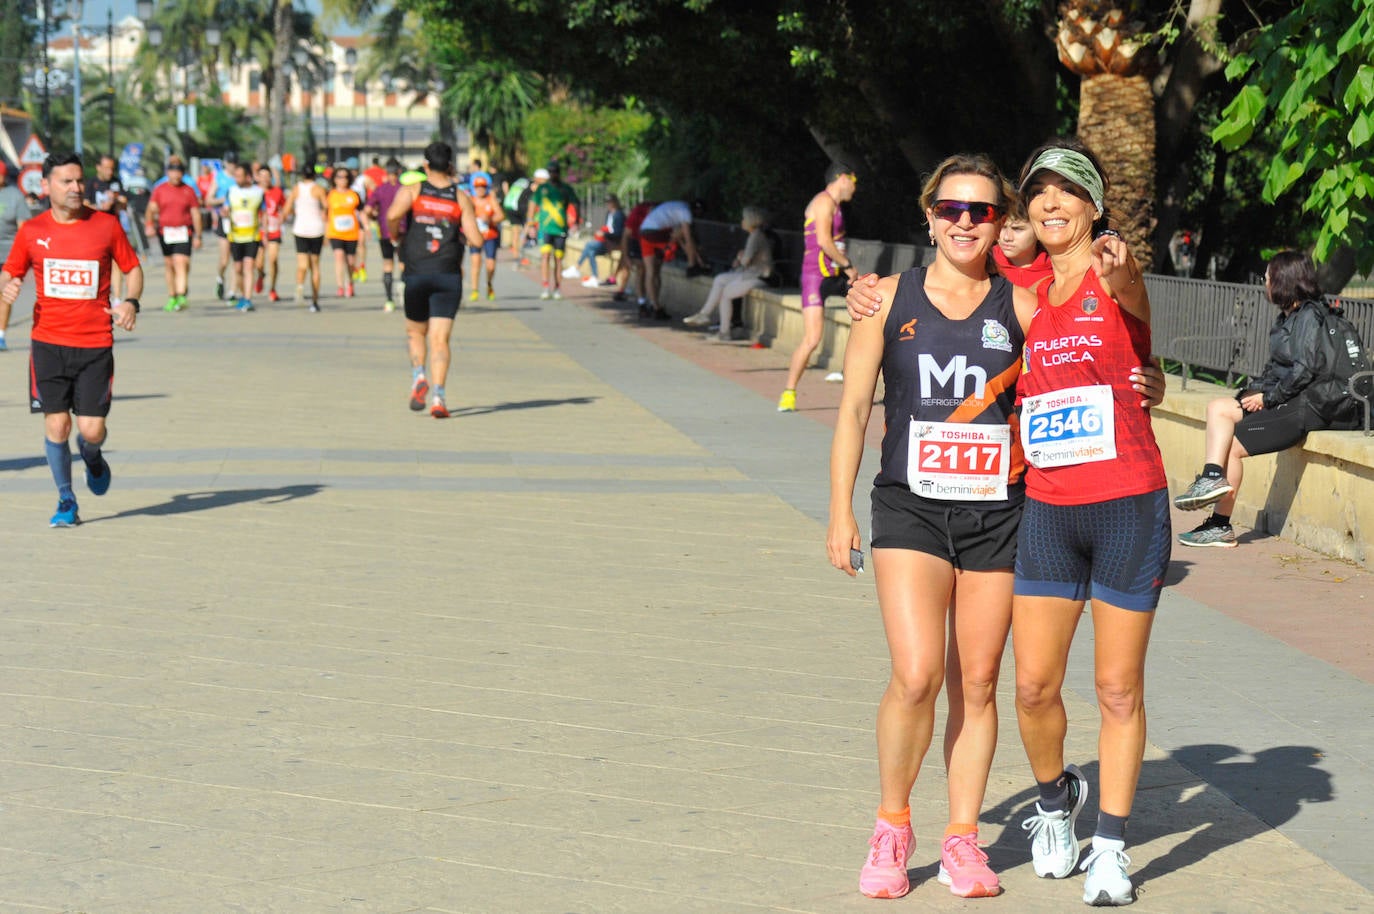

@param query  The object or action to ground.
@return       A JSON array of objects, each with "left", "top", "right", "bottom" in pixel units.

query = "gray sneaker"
[
  {"left": 1178, "top": 520, "right": 1238, "bottom": 548},
  {"left": 1174, "top": 474, "right": 1234, "bottom": 510}
]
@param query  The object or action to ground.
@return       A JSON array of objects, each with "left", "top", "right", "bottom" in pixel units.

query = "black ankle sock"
[
  {"left": 1209, "top": 512, "right": 1231, "bottom": 526},
  {"left": 1096, "top": 811, "right": 1128, "bottom": 843},
  {"left": 1202, "top": 463, "right": 1225, "bottom": 478},
  {"left": 383, "top": 273, "right": 394, "bottom": 299},
  {"left": 1037, "top": 773, "right": 1070, "bottom": 812}
]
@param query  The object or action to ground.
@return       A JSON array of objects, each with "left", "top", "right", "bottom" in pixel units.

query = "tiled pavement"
[{"left": 0, "top": 249, "right": 1371, "bottom": 913}]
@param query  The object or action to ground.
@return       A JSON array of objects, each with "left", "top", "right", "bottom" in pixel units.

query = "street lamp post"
[
  {"left": 71, "top": 0, "right": 83, "bottom": 155},
  {"left": 41, "top": 0, "right": 53, "bottom": 145},
  {"left": 107, "top": 4, "right": 115, "bottom": 157},
  {"left": 323, "top": 59, "right": 335, "bottom": 161}
]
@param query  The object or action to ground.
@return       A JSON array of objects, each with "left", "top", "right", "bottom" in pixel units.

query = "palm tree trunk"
[
  {"left": 267, "top": 0, "right": 291, "bottom": 165},
  {"left": 1078, "top": 73, "right": 1155, "bottom": 271}
]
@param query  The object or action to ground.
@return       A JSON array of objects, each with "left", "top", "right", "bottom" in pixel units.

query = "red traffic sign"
[
  {"left": 19, "top": 165, "right": 44, "bottom": 197},
  {"left": 19, "top": 134, "right": 47, "bottom": 166}
]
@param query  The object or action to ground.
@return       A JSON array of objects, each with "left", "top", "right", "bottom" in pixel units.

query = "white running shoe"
[
  {"left": 1021, "top": 764, "right": 1088, "bottom": 879},
  {"left": 1081, "top": 838, "right": 1134, "bottom": 906},
  {"left": 581, "top": 277, "right": 600, "bottom": 288},
  {"left": 561, "top": 266, "right": 580, "bottom": 278}
]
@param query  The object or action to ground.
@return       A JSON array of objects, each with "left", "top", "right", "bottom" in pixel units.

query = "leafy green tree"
[
  {"left": 1, "top": 0, "right": 37, "bottom": 111},
  {"left": 1213, "top": 0, "right": 1374, "bottom": 282}
]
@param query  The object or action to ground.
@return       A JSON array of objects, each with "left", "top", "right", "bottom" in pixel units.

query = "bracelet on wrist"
[{"left": 123, "top": 298, "right": 140, "bottom": 313}]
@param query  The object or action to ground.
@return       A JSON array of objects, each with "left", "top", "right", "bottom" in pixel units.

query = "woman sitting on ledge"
[
  {"left": 1174, "top": 250, "right": 1363, "bottom": 547},
  {"left": 683, "top": 206, "right": 773, "bottom": 341}
]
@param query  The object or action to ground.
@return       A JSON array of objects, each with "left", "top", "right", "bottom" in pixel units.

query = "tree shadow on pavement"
[
  {"left": 88, "top": 484, "right": 324, "bottom": 522},
  {"left": 452, "top": 396, "right": 598, "bottom": 417},
  {"left": 981, "top": 744, "right": 1332, "bottom": 893}
]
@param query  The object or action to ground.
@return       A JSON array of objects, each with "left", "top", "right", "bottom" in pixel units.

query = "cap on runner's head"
[
  {"left": 223, "top": 150, "right": 239, "bottom": 165},
  {"left": 533, "top": 168, "right": 550, "bottom": 180},
  {"left": 423, "top": 141, "right": 453, "bottom": 173},
  {"left": 473, "top": 176, "right": 489, "bottom": 187}
]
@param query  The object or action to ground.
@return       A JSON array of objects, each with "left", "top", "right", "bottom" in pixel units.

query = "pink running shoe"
[
  {"left": 937, "top": 832, "right": 1000, "bottom": 898},
  {"left": 859, "top": 819, "right": 914, "bottom": 898}
]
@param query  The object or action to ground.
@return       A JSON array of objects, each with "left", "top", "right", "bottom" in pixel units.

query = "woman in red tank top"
[{"left": 1010, "top": 139, "right": 1169, "bottom": 906}]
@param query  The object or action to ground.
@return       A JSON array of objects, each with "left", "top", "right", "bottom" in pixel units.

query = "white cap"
[{"left": 534, "top": 168, "right": 551, "bottom": 180}]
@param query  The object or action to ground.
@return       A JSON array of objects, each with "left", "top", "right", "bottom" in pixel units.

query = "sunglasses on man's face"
[{"left": 931, "top": 200, "right": 1003, "bottom": 225}]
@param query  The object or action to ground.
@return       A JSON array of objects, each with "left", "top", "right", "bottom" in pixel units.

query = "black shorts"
[
  {"left": 870, "top": 484, "right": 1022, "bottom": 571},
  {"left": 159, "top": 239, "right": 192, "bottom": 257},
  {"left": 1234, "top": 398, "right": 1316, "bottom": 456},
  {"left": 330, "top": 238, "right": 358, "bottom": 255},
  {"left": 1014, "top": 489, "right": 1172, "bottom": 612},
  {"left": 230, "top": 241, "right": 260, "bottom": 261},
  {"left": 295, "top": 235, "right": 324, "bottom": 255},
  {"left": 379, "top": 238, "right": 395, "bottom": 260},
  {"left": 625, "top": 233, "right": 643, "bottom": 262},
  {"left": 404, "top": 272, "right": 463, "bottom": 322},
  {"left": 538, "top": 234, "right": 567, "bottom": 254},
  {"left": 29, "top": 340, "right": 115, "bottom": 417}
]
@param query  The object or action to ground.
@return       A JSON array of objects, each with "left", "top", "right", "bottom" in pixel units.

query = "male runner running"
[
  {"left": 468, "top": 175, "right": 503, "bottom": 301},
  {"left": 144, "top": 158, "right": 202, "bottom": 311},
  {"left": 86, "top": 154, "right": 129, "bottom": 305},
  {"left": 225, "top": 163, "right": 265, "bottom": 311},
  {"left": 386, "top": 142, "right": 484, "bottom": 418},
  {"left": 365, "top": 160, "right": 404, "bottom": 311},
  {"left": 0, "top": 151, "right": 142, "bottom": 527},
  {"left": 525, "top": 160, "right": 578, "bottom": 300},
  {"left": 256, "top": 165, "right": 286, "bottom": 301}
]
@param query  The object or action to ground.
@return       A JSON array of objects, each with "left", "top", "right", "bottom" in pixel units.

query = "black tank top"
[
  {"left": 875, "top": 267, "right": 1026, "bottom": 506},
  {"left": 402, "top": 181, "right": 464, "bottom": 274}
]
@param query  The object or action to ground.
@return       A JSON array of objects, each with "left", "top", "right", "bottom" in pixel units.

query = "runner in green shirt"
[{"left": 525, "top": 160, "right": 579, "bottom": 299}]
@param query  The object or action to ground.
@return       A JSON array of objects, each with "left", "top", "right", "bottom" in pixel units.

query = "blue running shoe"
[
  {"left": 50, "top": 498, "right": 80, "bottom": 527},
  {"left": 0, "top": 336, "right": 8, "bottom": 352},
  {"left": 85, "top": 456, "right": 111, "bottom": 496}
]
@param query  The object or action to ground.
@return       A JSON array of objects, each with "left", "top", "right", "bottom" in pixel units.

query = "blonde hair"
[
  {"left": 918, "top": 153, "right": 1009, "bottom": 213},
  {"left": 741, "top": 206, "right": 768, "bottom": 232}
]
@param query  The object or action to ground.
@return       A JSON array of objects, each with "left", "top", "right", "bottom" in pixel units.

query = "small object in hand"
[{"left": 850, "top": 548, "right": 865, "bottom": 574}]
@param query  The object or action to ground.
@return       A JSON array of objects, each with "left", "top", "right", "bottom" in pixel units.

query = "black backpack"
[{"left": 1303, "top": 301, "right": 1374, "bottom": 427}]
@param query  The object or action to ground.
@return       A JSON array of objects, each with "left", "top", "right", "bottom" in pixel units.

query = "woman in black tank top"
[{"left": 829, "top": 154, "right": 1041, "bottom": 899}]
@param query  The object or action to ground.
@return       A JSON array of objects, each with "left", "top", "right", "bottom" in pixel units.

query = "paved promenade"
[{"left": 1, "top": 249, "right": 1372, "bottom": 913}]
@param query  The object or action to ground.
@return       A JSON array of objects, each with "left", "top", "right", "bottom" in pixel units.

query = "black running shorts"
[
  {"left": 404, "top": 272, "right": 463, "bottom": 322},
  {"left": 230, "top": 241, "right": 260, "bottom": 261},
  {"left": 329, "top": 238, "right": 358, "bottom": 256},
  {"left": 1233, "top": 398, "right": 1315, "bottom": 457},
  {"left": 379, "top": 238, "right": 396, "bottom": 260},
  {"left": 870, "top": 484, "right": 1022, "bottom": 571},
  {"left": 29, "top": 340, "right": 115, "bottom": 417},
  {"left": 295, "top": 235, "right": 324, "bottom": 255},
  {"left": 159, "top": 239, "right": 192, "bottom": 257}
]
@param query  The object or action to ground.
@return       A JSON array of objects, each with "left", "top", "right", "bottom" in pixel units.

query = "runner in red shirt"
[
  {"left": 145, "top": 157, "right": 202, "bottom": 311},
  {"left": 0, "top": 152, "right": 143, "bottom": 527},
  {"left": 256, "top": 164, "right": 287, "bottom": 301}
]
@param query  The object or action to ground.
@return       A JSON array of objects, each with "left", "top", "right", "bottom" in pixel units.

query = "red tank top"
[{"left": 1017, "top": 268, "right": 1165, "bottom": 505}]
